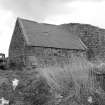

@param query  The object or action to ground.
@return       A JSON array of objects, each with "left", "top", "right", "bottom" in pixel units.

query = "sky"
[{"left": 0, "top": 0, "right": 105, "bottom": 56}]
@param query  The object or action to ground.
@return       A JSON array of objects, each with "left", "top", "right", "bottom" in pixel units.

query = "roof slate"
[{"left": 17, "top": 18, "right": 87, "bottom": 50}]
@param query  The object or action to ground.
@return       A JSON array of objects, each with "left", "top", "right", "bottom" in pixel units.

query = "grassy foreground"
[{"left": 0, "top": 58, "right": 105, "bottom": 105}]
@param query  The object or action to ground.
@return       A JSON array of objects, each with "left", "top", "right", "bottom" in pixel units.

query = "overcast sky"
[{"left": 0, "top": 0, "right": 105, "bottom": 56}]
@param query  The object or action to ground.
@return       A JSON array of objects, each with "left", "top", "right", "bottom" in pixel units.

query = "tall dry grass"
[{"left": 38, "top": 56, "right": 105, "bottom": 104}]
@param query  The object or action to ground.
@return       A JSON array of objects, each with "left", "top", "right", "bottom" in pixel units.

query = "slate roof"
[{"left": 17, "top": 18, "right": 87, "bottom": 50}]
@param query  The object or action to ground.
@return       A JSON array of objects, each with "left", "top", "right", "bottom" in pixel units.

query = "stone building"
[{"left": 9, "top": 18, "right": 87, "bottom": 68}]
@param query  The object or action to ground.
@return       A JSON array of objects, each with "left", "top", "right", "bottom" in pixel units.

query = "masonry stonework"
[
  {"left": 24, "top": 46, "right": 86, "bottom": 68},
  {"left": 8, "top": 18, "right": 87, "bottom": 69},
  {"left": 9, "top": 20, "right": 25, "bottom": 66}
]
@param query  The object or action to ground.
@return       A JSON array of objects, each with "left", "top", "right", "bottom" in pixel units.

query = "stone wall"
[
  {"left": 9, "top": 20, "right": 26, "bottom": 66},
  {"left": 25, "top": 46, "right": 86, "bottom": 68},
  {"left": 78, "top": 26, "right": 105, "bottom": 61}
]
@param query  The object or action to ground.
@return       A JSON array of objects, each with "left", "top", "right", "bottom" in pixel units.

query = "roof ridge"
[
  {"left": 17, "top": 17, "right": 59, "bottom": 26},
  {"left": 17, "top": 17, "right": 38, "bottom": 24}
]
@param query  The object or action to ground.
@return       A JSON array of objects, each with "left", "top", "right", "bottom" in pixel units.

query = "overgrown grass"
[
  {"left": 39, "top": 57, "right": 105, "bottom": 105},
  {"left": 1, "top": 57, "right": 105, "bottom": 105}
]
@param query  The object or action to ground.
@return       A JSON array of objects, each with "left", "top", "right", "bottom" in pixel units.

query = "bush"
[{"left": 22, "top": 77, "right": 52, "bottom": 105}]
